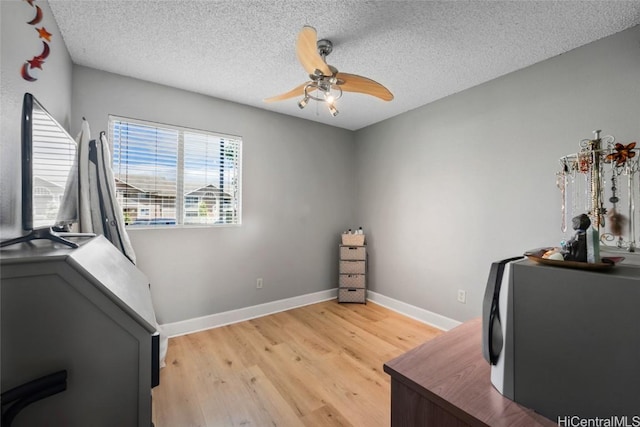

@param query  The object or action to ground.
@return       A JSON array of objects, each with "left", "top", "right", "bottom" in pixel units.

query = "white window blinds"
[
  {"left": 109, "top": 116, "right": 242, "bottom": 227},
  {"left": 183, "top": 132, "right": 241, "bottom": 225}
]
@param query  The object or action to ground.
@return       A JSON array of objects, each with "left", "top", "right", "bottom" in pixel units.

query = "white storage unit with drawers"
[
  {"left": 1, "top": 236, "right": 159, "bottom": 427},
  {"left": 338, "top": 244, "right": 367, "bottom": 303}
]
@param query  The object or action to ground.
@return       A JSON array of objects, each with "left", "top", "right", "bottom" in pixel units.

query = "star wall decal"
[
  {"left": 27, "top": 56, "right": 44, "bottom": 69},
  {"left": 36, "top": 27, "right": 52, "bottom": 42}
]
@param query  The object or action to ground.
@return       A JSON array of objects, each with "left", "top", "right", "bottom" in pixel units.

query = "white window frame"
[{"left": 108, "top": 115, "right": 242, "bottom": 228}]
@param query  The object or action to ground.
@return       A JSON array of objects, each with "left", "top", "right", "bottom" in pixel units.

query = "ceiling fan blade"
[
  {"left": 264, "top": 82, "right": 308, "bottom": 103},
  {"left": 336, "top": 72, "right": 394, "bottom": 101},
  {"left": 297, "top": 26, "right": 332, "bottom": 76}
]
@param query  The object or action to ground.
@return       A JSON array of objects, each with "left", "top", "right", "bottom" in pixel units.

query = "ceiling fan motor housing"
[{"left": 317, "top": 39, "right": 333, "bottom": 58}]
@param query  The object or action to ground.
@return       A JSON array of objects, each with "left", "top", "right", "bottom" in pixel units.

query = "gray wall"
[
  {"left": 2, "top": 2, "right": 638, "bottom": 328},
  {"left": 1, "top": 0, "right": 73, "bottom": 239},
  {"left": 71, "top": 66, "right": 356, "bottom": 323},
  {"left": 354, "top": 25, "right": 640, "bottom": 322}
]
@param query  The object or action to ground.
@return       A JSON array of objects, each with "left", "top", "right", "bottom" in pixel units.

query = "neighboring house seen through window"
[{"left": 109, "top": 116, "right": 242, "bottom": 227}]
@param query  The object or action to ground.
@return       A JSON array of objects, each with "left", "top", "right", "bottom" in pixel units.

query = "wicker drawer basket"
[
  {"left": 341, "top": 234, "right": 365, "bottom": 246},
  {"left": 339, "top": 274, "right": 365, "bottom": 288},
  {"left": 339, "top": 260, "right": 365, "bottom": 274},
  {"left": 340, "top": 246, "right": 366, "bottom": 260},
  {"left": 338, "top": 287, "right": 366, "bottom": 303}
]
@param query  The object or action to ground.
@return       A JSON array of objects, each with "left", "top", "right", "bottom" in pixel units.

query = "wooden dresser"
[{"left": 383, "top": 318, "right": 557, "bottom": 427}]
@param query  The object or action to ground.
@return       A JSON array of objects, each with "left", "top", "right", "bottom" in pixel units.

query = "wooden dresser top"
[{"left": 384, "top": 318, "right": 557, "bottom": 427}]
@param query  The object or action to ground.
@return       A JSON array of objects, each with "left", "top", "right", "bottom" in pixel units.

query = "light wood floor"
[{"left": 152, "top": 299, "right": 442, "bottom": 427}]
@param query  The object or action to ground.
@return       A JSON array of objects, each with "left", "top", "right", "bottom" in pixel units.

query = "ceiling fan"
[{"left": 264, "top": 26, "right": 394, "bottom": 116}]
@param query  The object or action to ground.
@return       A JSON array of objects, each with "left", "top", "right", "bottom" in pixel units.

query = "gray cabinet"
[
  {"left": 338, "top": 244, "right": 367, "bottom": 303},
  {"left": 1, "top": 235, "right": 158, "bottom": 427}
]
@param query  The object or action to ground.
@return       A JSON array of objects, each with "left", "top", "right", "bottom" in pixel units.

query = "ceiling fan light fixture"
[
  {"left": 297, "top": 80, "right": 342, "bottom": 115},
  {"left": 328, "top": 83, "right": 343, "bottom": 102},
  {"left": 298, "top": 95, "right": 309, "bottom": 109}
]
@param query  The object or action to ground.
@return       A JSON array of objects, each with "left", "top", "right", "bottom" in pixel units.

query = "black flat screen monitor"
[{"left": 1, "top": 93, "right": 83, "bottom": 248}]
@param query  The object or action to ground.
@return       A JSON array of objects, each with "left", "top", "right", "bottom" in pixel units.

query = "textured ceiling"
[{"left": 48, "top": 1, "right": 640, "bottom": 131}]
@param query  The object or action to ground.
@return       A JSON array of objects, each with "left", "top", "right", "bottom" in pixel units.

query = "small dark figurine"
[{"left": 565, "top": 214, "right": 591, "bottom": 262}]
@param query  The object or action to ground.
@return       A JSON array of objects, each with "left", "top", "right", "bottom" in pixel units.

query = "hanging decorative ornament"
[
  {"left": 587, "top": 132, "right": 606, "bottom": 229},
  {"left": 26, "top": 4, "right": 43, "bottom": 25},
  {"left": 608, "top": 210, "right": 626, "bottom": 238},
  {"left": 609, "top": 171, "right": 619, "bottom": 205},
  {"left": 21, "top": 0, "right": 52, "bottom": 82},
  {"left": 556, "top": 160, "right": 570, "bottom": 233},
  {"left": 578, "top": 152, "right": 591, "bottom": 173},
  {"left": 608, "top": 169, "right": 627, "bottom": 243},
  {"left": 606, "top": 142, "right": 637, "bottom": 166}
]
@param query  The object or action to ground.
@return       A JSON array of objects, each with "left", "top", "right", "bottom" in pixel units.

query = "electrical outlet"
[
  {"left": 256, "top": 278, "right": 263, "bottom": 289},
  {"left": 457, "top": 289, "right": 466, "bottom": 304}
]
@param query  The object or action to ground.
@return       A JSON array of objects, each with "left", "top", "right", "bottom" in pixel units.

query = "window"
[
  {"left": 109, "top": 116, "right": 242, "bottom": 227},
  {"left": 185, "top": 196, "right": 198, "bottom": 207}
]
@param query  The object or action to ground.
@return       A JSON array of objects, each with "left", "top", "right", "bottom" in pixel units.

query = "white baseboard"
[
  {"left": 159, "top": 288, "right": 461, "bottom": 337},
  {"left": 161, "top": 288, "right": 338, "bottom": 337},
  {"left": 366, "top": 290, "right": 461, "bottom": 331}
]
